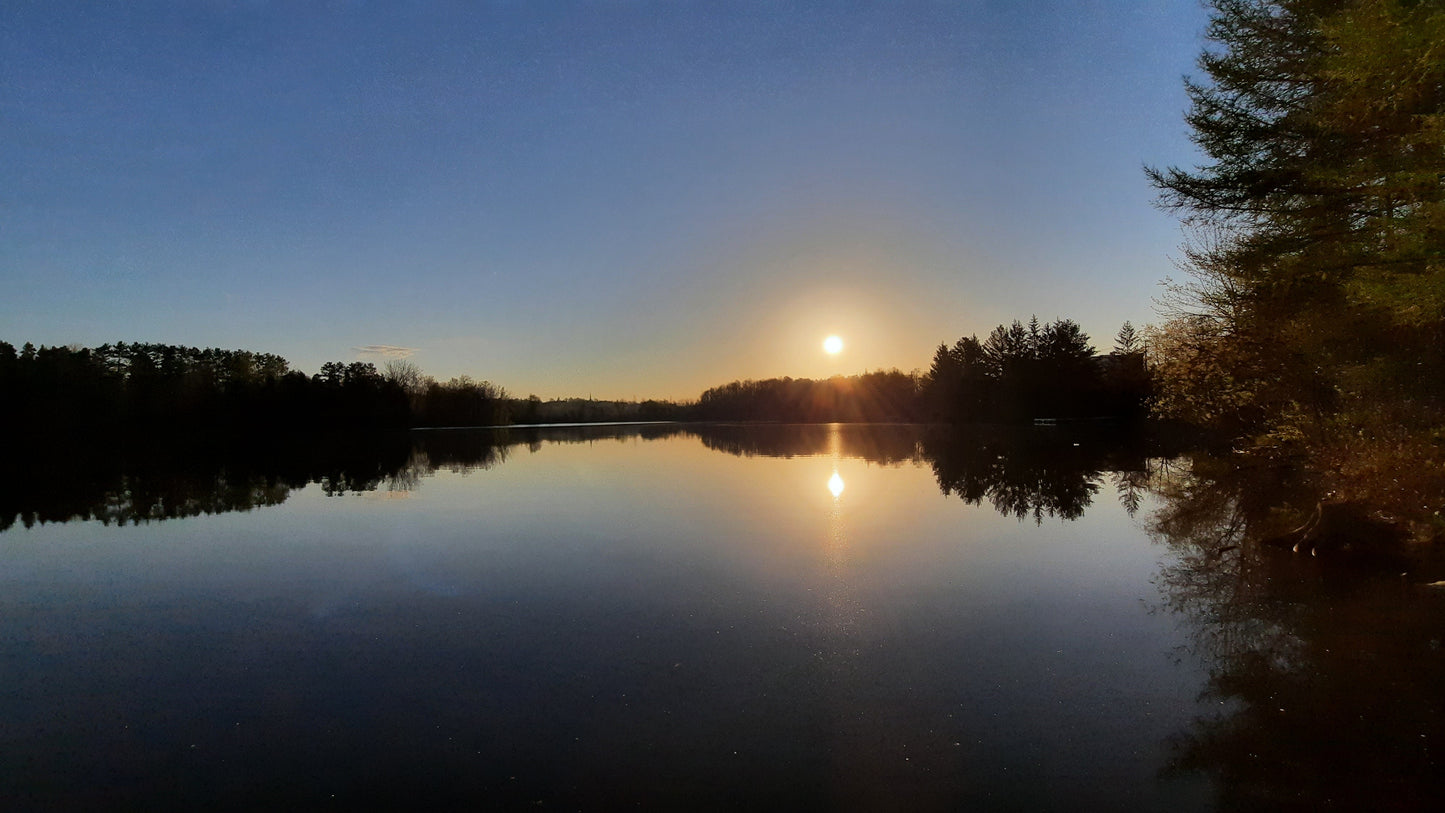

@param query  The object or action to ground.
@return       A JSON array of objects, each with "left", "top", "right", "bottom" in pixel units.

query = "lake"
[{"left": 3, "top": 423, "right": 1441, "bottom": 810}]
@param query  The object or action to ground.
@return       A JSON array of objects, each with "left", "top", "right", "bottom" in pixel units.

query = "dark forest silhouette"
[
  {"left": 0, "top": 342, "right": 529, "bottom": 434},
  {"left": 693, "top": 319, "right": 1150, "bottom": 425},
  {"left": 4, "top": 322, "right": 1150, "bottom": 437},
  {"left": 920, "top": 317, "right": 1150, "bottom": 423},
  {"left": 0, "top": 342, "right": 412, "bottom": 433},
  {"left": 695, "top": 369, "right": 921, "bottom": 423}
]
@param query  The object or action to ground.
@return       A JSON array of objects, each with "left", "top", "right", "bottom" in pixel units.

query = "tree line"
[
  {"left": 694, "top": 318, "right": 1151, "bottom": 424},
  {"left": 0, "top": 341, "right": 515, "bottom": 434},
  {"left": 921, "top": 317, "right": 1150, "bottom": 423},
  {"left": 0, "top": 341, "right": 408, "bottom": 432},
  {"left": 4, "top": 323, "right": 1154, "bottom": 436},
  {"left": 695, "top": 369, "right": 921, "bottom": 422}
]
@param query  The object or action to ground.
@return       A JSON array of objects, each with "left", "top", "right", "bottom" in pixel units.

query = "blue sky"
[{"left": 3, "top": 1, "right": 1208, "bottom": 400}]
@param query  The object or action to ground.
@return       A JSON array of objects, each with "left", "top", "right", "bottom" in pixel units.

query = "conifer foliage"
[
  {"left": 922, "top": 317, "right": 1149, "bottom": 422},
  {"left": 1147, "top": 0, "right": 1445, "bottom": 513}
]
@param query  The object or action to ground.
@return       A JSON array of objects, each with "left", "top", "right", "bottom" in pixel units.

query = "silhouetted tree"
[
  {"left": 922, "top": 336, "right": 991, "bottom": 422},
  {"left": 694, "top": 371, "right": 921, "bottom": 423},
  {"left": 1113, "top": 322, "right": 1140, "bottom": 355},
  {"left": 413, "top": 376, "right": 510, "bottom": 427},
  {"left": 925, "top": 317, "right": 1130, "bottom": 422},
  {"left": 1, "top": 341, "right": 417, "bottom": 435},
  {"left": 1146, "top": 0, "right": 1445, "bottom": 515}
]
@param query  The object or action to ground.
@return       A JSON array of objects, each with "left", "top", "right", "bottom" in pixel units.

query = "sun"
[{"left": 823, "top": 335, "right": 844, "bottom": 355}]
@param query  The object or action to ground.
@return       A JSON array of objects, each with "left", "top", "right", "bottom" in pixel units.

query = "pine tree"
[
  {"left": 1113, "top": 322, "right": 1140, "bottom": 355},
  {"left": 1148, "top": 0, "right": 1445, "bottom": 511}
]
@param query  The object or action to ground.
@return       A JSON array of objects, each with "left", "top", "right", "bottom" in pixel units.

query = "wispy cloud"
[{"left": 354, "top": 344, "right": 418, "bottom": 359}]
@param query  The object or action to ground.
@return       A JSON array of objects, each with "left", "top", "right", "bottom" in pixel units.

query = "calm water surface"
[{"left": 3, "top": 424, "right": 1441, "bottom": 810}]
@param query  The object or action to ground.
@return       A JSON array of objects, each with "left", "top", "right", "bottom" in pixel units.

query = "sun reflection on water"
[{"left": 821, "top": 438, "right": 859, "bottom": 650}]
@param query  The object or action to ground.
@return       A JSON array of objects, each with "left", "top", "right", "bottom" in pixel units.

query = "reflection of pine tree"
[
  {"left": 923, "top": 428, "right": 1111, "bottom": 523},
  {"left": 1111, "top": 464, "right": 1153, "bottom": 517},
  {"left": 1146, "top": 450, "right": 1445, "bottom": 809}
]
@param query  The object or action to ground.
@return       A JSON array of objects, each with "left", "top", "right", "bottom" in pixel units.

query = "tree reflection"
[
  {"left": 687, "top": 422, "right": 1180, "bottom": 524},
  {"left": 10, "top": 421, "right": 1444, "bottom": 807},
  {"left": 1147, "top": 452, "right": 1445, "bottom": 809},
  {"left": 0, "top": 425, "right": 698, "bottom": 531},
  {"left": 922, "top": 429, "right": 1103, "bottom": 522},
  {"left": 1, "top": 422, "right": 1183, "bottom": 531},
  {"left": 0, "top": 433, "right": 414, "bottom": 532},
  {"left": 922, "top": 425, "right": 1178, "bottom": 524},
  {"left": 690, "top": 423, "right": 922, "bottom": 464}
]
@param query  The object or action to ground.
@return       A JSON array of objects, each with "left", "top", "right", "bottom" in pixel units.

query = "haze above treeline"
[
  {"left": 2, "top": 2, "right": 1206, "bottom": 396},
  {"left": 0, "top": 315, "right": 1150, "bottom": 430}
]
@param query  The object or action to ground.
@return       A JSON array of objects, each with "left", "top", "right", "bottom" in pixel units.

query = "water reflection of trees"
[
  {"left": 689, "top": 422, "right": 1182, "bottom": 524},
  {"left": 1148, "top": 453, "right": 1445, "bottom": 810},
  {"left": 0, "top": 434, "right": 414, "bottom": 532},
  {"left": 13, "top": 422, "right": 1445, "bottom": 807},
  {"left": 4, "top": 423, "right": 1189, "bottom": 531},
  {"left": 923, "top": 429, "right": 1104, "bottom": 522},
  {"left": 0, "top": 426, "right": 701, "bottom": 532},
  {"left": 690, "top": 423, "right": 924, "bottom": 465}
]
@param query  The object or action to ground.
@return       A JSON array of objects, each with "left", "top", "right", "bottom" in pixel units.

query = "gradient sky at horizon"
[{"left": 3, "top": 1, "right": 1209, "bottom": 401}]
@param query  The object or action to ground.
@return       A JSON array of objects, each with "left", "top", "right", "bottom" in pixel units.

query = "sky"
[{"left": 3, "top": 1, "right": 1210, "bottom": 401}]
